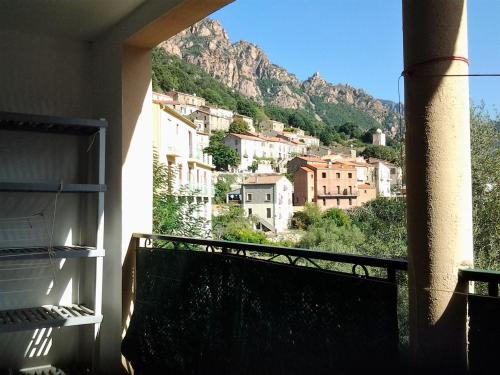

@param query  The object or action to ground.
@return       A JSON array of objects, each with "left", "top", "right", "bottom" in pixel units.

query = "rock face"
[{"left": 160, "top": 18, "right": 399, "bottom": 128}]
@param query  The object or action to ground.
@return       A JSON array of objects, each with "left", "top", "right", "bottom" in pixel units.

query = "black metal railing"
[
  {"left": 131, "top": 232, "right": 408, "bottom": 281},
  {"left": 459, "top": 268, "right": 500, "bottom": 374},
  {"left": 126, "top": 233, "right": 499, "bottom": 374},
  {"left": 459, "top": 267, "right": 500, "bottom": 297},
  {"left": 124, "top": 233, "right": 408, "bottom": 373}
]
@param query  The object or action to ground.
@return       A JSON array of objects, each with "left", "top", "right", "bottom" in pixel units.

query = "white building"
[
  {"left": 241, "top": 174, "right": 293, "bottom": 233},
  {"left": 152, "top": 101, "right": 214, "bottom": 226},
  {"left": 189, "top": 108, "right": 232, "bottom": 133},
  {"left": 370, "top": 160, "right": 392, "bottom": 197},
  {"left": 372, "top": 128, "right": 386, "bottom": 146},
  {"left": 298, "top": 134, "right": 321, "bottom": 147},
  {"left": 223, "top": 133, "right": 267, "bottom": 172}
]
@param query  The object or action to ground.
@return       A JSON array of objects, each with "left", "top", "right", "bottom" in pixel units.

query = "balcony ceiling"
[{"left": 0, "top": 0, "right": 147, "bottom": 40}]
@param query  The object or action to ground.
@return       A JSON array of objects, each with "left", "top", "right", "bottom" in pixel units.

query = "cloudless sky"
[{"left": 212, "top": 0, "right": 499, "bottom": 111}]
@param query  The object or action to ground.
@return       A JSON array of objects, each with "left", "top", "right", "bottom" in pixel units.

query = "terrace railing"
[
  {"left": 122, "top": 233, "right": 499, "bottom": 374},
  {"left": 459, "top": 268, "right": 500, "bottom": 374},
  {"left": 123, "top": 233, "right": 407, "bottom": 374}
]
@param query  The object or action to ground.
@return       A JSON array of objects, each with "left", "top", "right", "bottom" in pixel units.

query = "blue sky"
[{"left": 212, "top": 0, "right": 499, "bottom": 111}]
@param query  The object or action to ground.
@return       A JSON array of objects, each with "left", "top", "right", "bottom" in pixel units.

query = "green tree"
[
  {"left": 212, "top": 205, "right": 268, "bottom": 244},
  {"left": 339, "top": 122, "right": 363, "bottom": 139},
  {"left": 229, "top": 118, "right": 249, "bottom": 134},
  {"left": 323, "top": 208, "right": 351, "bottom": 227},
  {"left": 291, "top": 203, "right": 323, "bottom": 230},
  {"left": 361, "top": 127, "right": 379, "bottom": 144},
  {"left": 205, "top": 131, "right": 240, "bottom": 171},
  {"left": 360, "top": 144, "right": 399, "bottom": 163},
  {"left": 153, "top": 152, "right": 209, "bottom": 238},
  {"left": 236, "top": 98, "right": 259, "bottom": 119},
  {"left": 213, "top": 174, "right": 237, "bottom": 204},
  {"left": 348, "top": 198, "right": 407, "bottom": 259},
  {"left": 470, "top": 106, "right": 500, "bottom": 270},
  {"left": 298, "top": 219, "right": 365, "bottom": 253}
]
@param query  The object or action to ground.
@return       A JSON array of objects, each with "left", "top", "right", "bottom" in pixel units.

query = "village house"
[
  {"left": 152, "top": 100, "right": 214, "bottom": 226},
  {"left": 287, "top": 155, "right": 326, "bottom": 175},
  {"left": 241, "top": 174, "right": 293, "bottom": 233},
  {"left": 189, "top": 106, "right": 232, "bottom": 133},
  {"left": 298, "top": 133, "right": 321, "bottom": 147},
  {"left": 261, "top": 119, "right": 285, "bottom": 132},
  {"left": 293, "top": 161, "right": 362, "bottom": 210},
  {"left": 167, "top": 90, "right": 206, "bottom": 107},
  {"left": 223, "top": 133, "right": 266, "bottom": 172},
  {"left": 289, "top": 157, "right": 377, "bottom": 211},
  {"left": 233, "top": 113, "right": 255, "bottom": 132},
  {"left": 163, "top": 90, "right": 206, "bottom": 117},
  {"left": 372, "top": 128, "right": 386, "bottom": 146}
]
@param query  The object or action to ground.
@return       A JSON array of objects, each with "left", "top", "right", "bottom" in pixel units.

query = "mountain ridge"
[{"left": 160, "top": 18, "right": 399, "bottom": 132}]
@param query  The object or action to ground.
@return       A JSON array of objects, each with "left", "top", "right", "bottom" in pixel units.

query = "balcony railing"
[
  {"left": 123, "top": 233, "right": 500, "bottom": 374},
  {"left": 189, "top": 149, "right": 213, "bottom": 166},
  {"left": 317, "top": 188, "right": 359, "bottom": 197},
  {"left": 124, "top": 233, "right": 407, "bottom": 373}
]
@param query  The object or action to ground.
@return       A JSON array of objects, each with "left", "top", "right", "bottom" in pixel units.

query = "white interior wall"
[{"left": 0, "top": 31, "right": 98, "bottom": 369}]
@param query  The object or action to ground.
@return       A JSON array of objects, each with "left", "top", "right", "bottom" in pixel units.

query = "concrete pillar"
[{"left": 403, "top": 0, "right": 473, "bottom": 372}]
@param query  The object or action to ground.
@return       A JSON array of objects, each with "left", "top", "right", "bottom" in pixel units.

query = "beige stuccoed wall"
[
  {"left": 89, "top": 1, "right": 234, "bottom": 372},
  {"left": 403, "top": 0, "right": 473, "bottom": 371}
]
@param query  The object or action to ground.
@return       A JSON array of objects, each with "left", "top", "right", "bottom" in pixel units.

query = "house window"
[
  {"left": 323, "top": 186, "right": 327, "bottom": 194},
  {"left": 349, "top": 186, "right": 352, "bottom": 194},
  {"left": 322, "top": 172, "right": 326, "bottom": 178},
  {"left": 336, "top": 173, "right": 341, "bottom": 178},
  {"left": 348, "top": 173, "right": 352, "bottom": 178},
  {"left": 322, "top": 198, "right": 326, "bottom": 206},
  {"left": 349, "top": 198, "right": 353, "bottom": 206},
  {"left": 248, "top": 208, "right": 253, "bottom": 216},
  {"left": 267, "top": 208, "right": 272, "bottom": 218},
  {"left": 336, "top": 198, "right": 340, "bottom": 206},
  {"left": 266, "top": 193, "right": 271, "bottom": 201},
  {"left": 247, "top": 193, "right": 253, "bottom": 201},
  {"left": 337, "top": 186, "right": 340, "bottom": 194}
]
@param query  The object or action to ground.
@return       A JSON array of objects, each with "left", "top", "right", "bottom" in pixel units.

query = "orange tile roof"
[
  {"left": 307, "top": 162, "right": 356, "bottom": 170},
  {"left": 296, "top": 155, "right": 325, "bottom": 162},
  {"left": 229, "top": 133, "right": 263, "bottom": 141},
  {"left": 359, "top": 183, "right": 375, "bottom": 189}
]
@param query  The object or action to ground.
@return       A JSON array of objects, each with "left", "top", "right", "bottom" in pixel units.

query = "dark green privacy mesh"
[
  {"left": 468, "top": 294, "right": 500, "bottom": 374},
  {"left": 122, "top": 248, "right": 399, "bottom": 374}
]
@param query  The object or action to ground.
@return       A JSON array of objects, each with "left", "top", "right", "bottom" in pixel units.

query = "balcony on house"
[
  {"left": 188, "top": 148, "right": 214, "bottom": 168},
  {"left": 317, "top": 187, "right": 359, "bottom": 197}
]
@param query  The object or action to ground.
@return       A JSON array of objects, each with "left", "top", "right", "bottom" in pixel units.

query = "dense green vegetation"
[
  {"left": 360, "top": 144, "right": 400, "bottom": 164},
  {"left": 228, "top": 118, "right": 249, "bottom": 134},
  {"left": 204, "top": 131, "right": 240, "bottom": 171},
  {"left": 213, "top": 174, "right": 237, "bottom": 204},
  {"left": 311, "top": 96, "right": 381, "bottom": 130},
  {"left": 212, "top": 205, "right": 269, "bottom": 244},
  {"left": 153, "top": 152, "right": 209, "bottom": 238},
  {"left": 470, "top": 106, "right": 500, "bottom": 270}
]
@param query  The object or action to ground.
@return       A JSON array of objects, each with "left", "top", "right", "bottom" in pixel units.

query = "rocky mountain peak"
[{"left": 160, "top": 18, "right": 400, "bottom": 130}]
